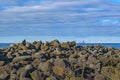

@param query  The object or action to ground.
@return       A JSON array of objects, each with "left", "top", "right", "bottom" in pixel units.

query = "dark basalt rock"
[
  {"left": 22, "top": 39, "right": 27, "bottom": 46},
  {"left": 0, "top": 40, "right": 120, "bottom": 80}
]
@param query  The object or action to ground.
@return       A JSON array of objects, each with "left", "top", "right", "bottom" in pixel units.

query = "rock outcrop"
[{"left": 0, "top": 40, "right": 120, "bottom": 80}]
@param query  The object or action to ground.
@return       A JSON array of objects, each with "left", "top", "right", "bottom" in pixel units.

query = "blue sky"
[{"left": 0, "top": 0, "right": 120, "bottom": 43}]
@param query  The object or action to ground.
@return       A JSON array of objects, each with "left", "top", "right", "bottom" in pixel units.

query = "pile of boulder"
[{"left": 0, "top": 40, "right": 120, "bottom": 80}]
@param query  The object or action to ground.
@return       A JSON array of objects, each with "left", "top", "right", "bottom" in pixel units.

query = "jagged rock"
[
  {"left": 4, "top": 63, "right": 13, "bottom": 73},
  {"left": 53, "top": 66, "right": 65, "bottom": 77},
  {"left": 41, "top": 44, "right": 49, "bottom": 51},
  {"left": 61, "top": 41, "right": 76, "bottom": 49},
  {"left": 22, "top": 40, "right": 27, "bottom": 46},
  {"left": 20, "top": 64, "right": 34, "bottom": 79},
  {"left": 20, "top": 78, "right": 32, "bottom": 80},
  {"left": 55, "top": 47, "right": 62, "bottom": 55},
  {"left": 34, "top": 42, "right": 41, "bottom": 50},
  {"left": 30, "top": 70, "right": 45, "bottom": 80},
  {"left": 38, "top": 60, "right": 53, "bottom": 75},
  {"left": 10, "top": 69, "right": 18, "bottom": 80},
  {"left": 61, "top": 42, "right": 70, "bottom": 49},
  {"left": 10, "top": 44, "right": 18, "bottom": 49},
  {"left": 94, "top": 74, "right": 105, "bottom": 80},
  {"left": 0, "top": 61, "right": 4, "bottom": 66},
  {"left": 0, "top": 40, "right": 120, "bottom": 80},
  {"left": 54, "top": 58, "right": 70, "bottom": 68},
  {"left": 13, "top": 56, "right": 32, "bottom": 63},
  {"left": 0, "top": 72, "right": 10, "bottom": 80},
  {"left": 50, "top": 40, "right": 60, "bottom": 47},
  {"left": 68, "top": 41, "right": 76, "bottom": 47},
  {"left": 10, "top": 74, "right": 18, "bottom": 80},
  {"left": 33, "top": 52, "right": 41, "bottom": 59},
  {"left": 32, "top": 59, "right": 41, "bottom": 67},
  {"left": 26, "top": 43, "right": 35, "bottom": 49},
  {"left": 0, "top": 67, "right": 10, "bottom": 79},
  {"left": 45, "top": 76, "right": 57, "bottom": 80}
]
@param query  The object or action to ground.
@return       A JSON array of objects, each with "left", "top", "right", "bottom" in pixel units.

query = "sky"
[{"left": 0, "top": 0, "right": 120, "bottom": 43}]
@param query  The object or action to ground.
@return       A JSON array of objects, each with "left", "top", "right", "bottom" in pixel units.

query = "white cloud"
[
  {"left": 101, "top": 19, "right": 119, "bottom": 24},
  {"left": 0, "top": 0, "right": 120, "bottom": 36}
]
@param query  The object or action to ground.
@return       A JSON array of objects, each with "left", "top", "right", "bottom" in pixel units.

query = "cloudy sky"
[{"left": 0, "top": 0, "right": 120, "bottom": 43}]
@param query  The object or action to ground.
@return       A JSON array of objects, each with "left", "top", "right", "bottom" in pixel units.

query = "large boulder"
[
  {"left": 0, "top": 72, "right": 10, "bottom": 80},
  {"left": 41, "top": 44, "right": 49, "bottom": 51},
  {"left": 0, "top": 67, "right": 10, "bottom": 80},
  {"left": 94, "top": 74, "right": 105, "bottom": 80},
  {"left": 50, "top": 40, "right": 60, "bottom": 47},
  {"left": 61, "top": 41, "right": 76, "bottom": 49},
  {"left": 34, "top": 41, "right": 42, "bottom": 50},
  {"left": 54, "top": 58, "right": 70, "bottom": 68},
  {"left": 38, "top": 60, "right": 53, "bottom": 75},
  {"left": 45, "top": 76, "right": 57, "bottom": 80},
  {"left": 53, "top": 66, "right": 64, "bottom": 77},
  {"left": 26, "top": 42, "right": 35, "bottom": 49},
  {"left": 20, "top": 64, "right": 34, "bottom": 79},
  {"left": 30, "top": 70, "right": 46, "bottom": 80},
  {"left": 22, "top": 40, "right": 27, "bottom": 46},
  {"left": 13, "top": 56, "right": 32, "bottom": 63}
]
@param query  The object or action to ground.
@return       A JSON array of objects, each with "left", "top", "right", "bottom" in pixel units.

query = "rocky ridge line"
[{"left": 0, "top": 40, "right": 120, "bottom": 80}]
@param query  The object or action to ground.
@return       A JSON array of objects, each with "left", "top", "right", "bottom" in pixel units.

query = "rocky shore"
[{"left": 0, "top": 40, "right": 120, "bottom": 80}]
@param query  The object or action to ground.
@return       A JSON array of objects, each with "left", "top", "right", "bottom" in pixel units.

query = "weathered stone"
[
  {"left": 61, "top": 42, "right": 70, "bottom": 48},
  {"left": 38, "top": 60, "right": 53, "bottom": 75},
  {"left": 34, "top": 42, "right": 41, "bottom": 50},
  {"left": 45, "top": 76, "right": 57, "bottom": 80},
  {"left": 0, "top": 71, "right": 10, "bottom": 80},
  {"left": 22, "top": 40, "right": 27, "bottom": 46},
  {"left": 33, "top": 52, "right": 41, "bottom": 59},
  {"left": 68, "top": 41, "right": 76, "bottom": 47},
  {"left": 94, "top": 74, "right": 105, "bottom": 80},
  {"left": 0, "top": 67, "right": 10, "bottom": 80},
  {"left": 10, "top": 44, "right": 18, "bottom": 49},
  {"left": 4, "top": 64, "right": 13, "bottom": 73},
  {"left": 54, "top": 58, "right": 70, "bottom": 68},
  {"left": 50, "top": 40, "right": 60, "bottom": 47},
  {"left": 32, "top": 59, "right": 41, "bottom": 67},
  {"left": 20, "top": 78, "right": 32, "bottom": 80},
  {"left": 26, "top": 43, "right": 35, "bottom": 49},
  {"left": 0, "top": 61, "right": 4, "bottom": 66},
  {"left": 20, "top": 64, "right": 34, "bottom": 79},
  {"left": 53, "top": 66, "right": 64, "bottom": 76},
  {"left": 13, "top": 56, "right": 32, "bottom": 62},
  {"left": 41, "top": 45, "right": 49, "bottom": 51},
  {"left": 10, "top": 74, "right": 18, "bottom": 80},
  {"left": 0, "top": 40, "right": 120, "bottom": 80},
  {"left": 55, "top": 47, "right": 62, "bottom": 55},
  {"left": 61, "top": 41, "right": 76, "bottom": 49},
  {"left": 30, "top": 70, "right": 45, "bottom": 80}
]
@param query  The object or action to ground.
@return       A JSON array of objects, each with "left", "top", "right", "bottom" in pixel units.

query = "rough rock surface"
[{"left": 0, "top": 40, "right": 120, "bottom": 80}]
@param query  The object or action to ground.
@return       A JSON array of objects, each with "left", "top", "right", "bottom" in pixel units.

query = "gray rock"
[
  {"left": 20, "top": 64, "right": 34, "bottom": 79},
  {"left": 20, "top": 78, "right": 32, "bottom": 80},
  {"left": 50, "top": 40, "right": 60, "bottom": 47},
  {"left": 0, "top": 72, "right": 10, "bottom": 80},
  {"left": 94, "top": 74, "right": 105, "bottom": 80},
  {"left": 13, "top": 56, "right": 32, "bottom": 62},
  {"left": 38, "top": 60, "right": 53, "bottom": 75},
  {"left": 45, "top": 76, "right": 57, "bottom": 80},
  {"left": 0, "top": 61, "right": 4, "bottom": 66},
  {"left": 30, "top": 70, "right": 45, "bottom": 80}
]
